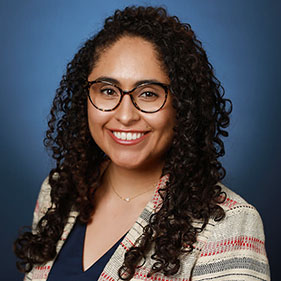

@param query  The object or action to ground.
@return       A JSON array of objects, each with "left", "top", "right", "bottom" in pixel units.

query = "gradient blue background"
[{"left": 1, "top": 0, "right": 280, "bottom": 280}]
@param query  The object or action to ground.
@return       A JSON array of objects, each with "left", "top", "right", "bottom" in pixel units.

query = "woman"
[{"left": 14, "top": 6, "right": 270, "bottom": 281}]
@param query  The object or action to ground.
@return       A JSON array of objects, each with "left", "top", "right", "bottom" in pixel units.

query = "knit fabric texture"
[{"left": 24, "top": 175, "right": 270, "bottom": 281}]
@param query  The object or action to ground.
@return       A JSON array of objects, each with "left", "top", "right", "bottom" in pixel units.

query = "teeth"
[{"left": 113, "top": 131, "right": 144, "bottom": 141}]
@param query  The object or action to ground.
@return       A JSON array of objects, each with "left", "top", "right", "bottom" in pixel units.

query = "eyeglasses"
[{"left": 86, "top": 80, "right": 170, "bottom": 113}]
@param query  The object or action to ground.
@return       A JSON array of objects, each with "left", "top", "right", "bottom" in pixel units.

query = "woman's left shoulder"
[
  {"left": 217, "top": 182, "right": 265, "bottom": 230},
  {"left": 214, "top": 182, "right": 266, "bottom": 240},
  {"left": 190, "top": 183, "right": 271, "bottom": 280},
  {"left": 217, "top": 182, "right": 254, "bottom": 207}
]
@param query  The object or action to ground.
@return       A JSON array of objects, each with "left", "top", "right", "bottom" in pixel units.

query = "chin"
[
  {"left": 110, "top": 154, "right": 164, "bottom": 171},
  {"left": 112, "top": 160, "right": 145, "bottom": 170}
]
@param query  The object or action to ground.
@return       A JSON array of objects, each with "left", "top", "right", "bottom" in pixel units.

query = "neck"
[{"left": 105, "top": 161, "right": 164, "bottom": 198}]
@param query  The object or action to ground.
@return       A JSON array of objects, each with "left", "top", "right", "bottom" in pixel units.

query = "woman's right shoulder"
[
  {"left": 36, "top": 176, "right": 52, "bottom": 206},
  {"left": 32, "top": 175, "right": 54, "bottom": 231},
  {"left": 36, "top": 172, "right": 59, "bottom": 207}
]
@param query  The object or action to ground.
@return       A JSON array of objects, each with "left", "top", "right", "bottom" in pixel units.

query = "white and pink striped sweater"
[{"left": 24, "top": 175, "right": 270, "bottom": 281}]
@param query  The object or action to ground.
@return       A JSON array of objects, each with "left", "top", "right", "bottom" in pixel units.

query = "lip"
[{"left": 107, "top": 129, "right": 150, "bottom": 145}]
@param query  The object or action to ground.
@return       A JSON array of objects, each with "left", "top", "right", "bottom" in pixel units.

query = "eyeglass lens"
[{"left": 88, "top": 82, "right": 167, "bottom": 112}]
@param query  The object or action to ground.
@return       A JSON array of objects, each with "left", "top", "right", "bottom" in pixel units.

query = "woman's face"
[{"left": 87, "top": 36, "right": 175, "bottom": 170}]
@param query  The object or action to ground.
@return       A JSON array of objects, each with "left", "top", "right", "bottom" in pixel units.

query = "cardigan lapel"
[{"left": 24, "top": 210, "right": 79, "bottom": 281}]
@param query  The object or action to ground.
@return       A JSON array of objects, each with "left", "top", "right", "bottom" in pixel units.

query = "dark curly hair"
[{"left": 14, "top": 6, "right": 232, "bottom": 280}]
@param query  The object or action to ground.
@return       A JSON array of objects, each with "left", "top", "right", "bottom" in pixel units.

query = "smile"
[
  {"left": 108, "top": 129, "right": 149, "bottom": 145},
  {"left": 112, "top": 131, "right": 145, "bottom": 141}
]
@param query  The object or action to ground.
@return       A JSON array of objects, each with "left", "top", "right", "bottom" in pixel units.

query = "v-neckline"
[{"left": 80, "top": 223, "right": 127, "bottom": 273}]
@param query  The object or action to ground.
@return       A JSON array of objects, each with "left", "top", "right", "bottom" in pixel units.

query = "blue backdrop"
[{"left": 1, "top": 0, "right": 280, "bottom": 280}]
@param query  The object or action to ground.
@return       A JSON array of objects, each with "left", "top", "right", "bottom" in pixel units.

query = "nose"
[{"left": 114, "top": 94, "right": 140, "bottom": 125}]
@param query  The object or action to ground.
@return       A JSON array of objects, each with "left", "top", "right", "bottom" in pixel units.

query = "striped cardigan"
[{"left": 24, "top": 175, "right": 270, "bottom": 281}]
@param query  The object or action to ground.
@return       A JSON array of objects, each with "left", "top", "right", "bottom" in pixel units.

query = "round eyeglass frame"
[{"left": 86, "top": 80, "right": 170, "bottom": 113}]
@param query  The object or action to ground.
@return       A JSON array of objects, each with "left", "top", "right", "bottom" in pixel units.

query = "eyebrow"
[{"left": 93, "top": 76, "right": 166, "bottom": 87}]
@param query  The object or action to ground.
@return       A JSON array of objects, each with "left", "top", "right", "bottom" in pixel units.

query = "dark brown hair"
[{"left": 14, "top": 6, "right": 231, "bottom": 279}]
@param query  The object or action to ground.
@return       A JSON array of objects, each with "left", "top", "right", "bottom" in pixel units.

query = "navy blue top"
[{"left": 47, "top": 222, "right": 124, "bottom": 281}]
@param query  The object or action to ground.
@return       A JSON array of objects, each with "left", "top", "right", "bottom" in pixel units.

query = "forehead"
[{"left": 88, "top": 36, "right": 169, "bottom": 86}]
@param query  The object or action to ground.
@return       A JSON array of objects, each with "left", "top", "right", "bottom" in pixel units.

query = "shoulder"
[
  {"left": 217, "top": 183, "right": 265, "bottom": 241},
  {"left": 191, "top": 183, "right": 270, "bottom": 280},
  {"left": 206, "top": 183, "right": 267, "bottom": 245},
  {"left": 32, "top": 176, "right": 53, "bottom": 231},
  {"left": 218, "top": 182, "right": 253, "bottom": 209},
  {"left": 35, "top": 176, "right": 52, "bottom": 211},
  {"left": 35, "top": 172, "right": 60, "bottom": 208}
]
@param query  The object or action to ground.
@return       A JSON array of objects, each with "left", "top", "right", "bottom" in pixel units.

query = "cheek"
[
  {"left": 148, "top": 110, "right": 175, "bottom": 143},
  {"left": 87, "top": 105, "right": 105, "bottom": 142},
  {"left": 87, "top": 106, "right": 96, "bottom": 136},
  {"left": 159, "top": 106, "right": 176, "bottom": 133},
  {"left": 160, "top": 111, "right": 176, "bottom": 146}
]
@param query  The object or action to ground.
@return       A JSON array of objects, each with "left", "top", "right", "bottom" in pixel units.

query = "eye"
[
  {"left": 139, "top": 91, "right": 159, "bottom": 99},
  {"left": 100, "top": 87, "right": 118, "bottom": 96}
]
